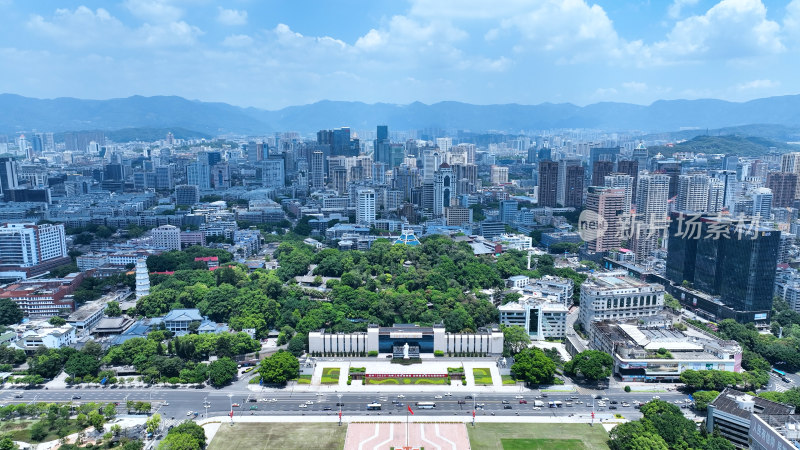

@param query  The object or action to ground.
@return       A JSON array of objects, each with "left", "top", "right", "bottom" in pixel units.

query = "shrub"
[
  {"left": 434, "top": 350, "right": 444, "bottom": 357},
  {"left": 624, "top": 385, "right": 631, "bottom": 392},
  {"left": 368, "top": 350, "right": 378, "bottom": 357}
]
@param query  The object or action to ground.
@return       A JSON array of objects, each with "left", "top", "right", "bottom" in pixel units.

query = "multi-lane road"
[{"left": 0, "top": 387, "right": 696, "bottom": 421}]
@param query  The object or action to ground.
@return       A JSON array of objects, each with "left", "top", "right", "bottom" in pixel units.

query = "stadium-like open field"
[
  {"left": 468, "top": 423, "right": 610, "bottom": 450},
  {"left": 207, "top": 422, "right": 347, "bottom": 450}
]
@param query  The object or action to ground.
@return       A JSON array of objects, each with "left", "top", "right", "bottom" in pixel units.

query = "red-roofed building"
[{"left": 194, "top": 256, "right": 219, "bottom": 268}]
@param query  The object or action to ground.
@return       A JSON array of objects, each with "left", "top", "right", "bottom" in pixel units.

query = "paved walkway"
[{"left": 198, "top": 414, "right": 626, "bottom": 425}]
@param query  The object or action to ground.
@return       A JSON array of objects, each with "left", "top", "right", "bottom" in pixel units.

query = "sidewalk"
[{"left": 197, "top": 413, "right": 627, "bottom": 426}]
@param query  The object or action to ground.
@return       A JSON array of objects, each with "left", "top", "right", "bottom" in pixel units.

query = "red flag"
[
  {"left": 472, "top": 410, "right": 475, "bottom": 418},
  {"left": 408, "top": 405, "right": 414, "bottom": 415},
  {"left": 338, "top": 410, "right": 342, "bottom": 419},
  {"left": 229, "top": 410, "right": 234, "bottom": 418},
  {"left": 591, "top": 412, "right": 595, "bottom": 419}
]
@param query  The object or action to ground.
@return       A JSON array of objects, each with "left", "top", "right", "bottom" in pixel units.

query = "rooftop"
[{"left": 711, "top": 388, "right": 794, "bottom": 420}]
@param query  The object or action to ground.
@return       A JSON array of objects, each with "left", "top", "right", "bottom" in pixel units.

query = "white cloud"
[
  {"left": 594, "top": 87, "right": 619, "bottom": 97},
  {"left": 222, "top": 34, "right": 253, "bottom": 48},
  {"left": 622, "top": 81, "right": 648, "bottom": 92},
  {"left": 123, "top": 0, "right": 183, "bottom": 23},
  {"left": 28, "top": 6, "right": 201, "bottom": 48},
  {"left": 668, "top": 0, "right": 700, "bottom": 19},
  {"left": 27, "top": 7, "right": 127, "bottom": 48},
  {"left": 217, "top": 7, "right": 247, "bottom": 26},
  {"left": 736, "top": 79, "right": 780, "bottom": 90},
  {"left": 653, "top": 0, "right": 783, "bottom": 61}
]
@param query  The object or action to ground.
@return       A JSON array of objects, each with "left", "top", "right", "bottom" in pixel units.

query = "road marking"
[
  {"left": 435, "top": 424, "right": 457, "bottom": 450},
  {"left": 358, "top": 423, "right": 381, "bottom": 450},
  {"left": 420, "top": 423, "right": 441, "bottom": 450}
]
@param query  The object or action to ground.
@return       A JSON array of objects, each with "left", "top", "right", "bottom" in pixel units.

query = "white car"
[
  {"left": 299, "top": 404, "right": 307, "bottom": 408},
  {"left": 305, "top": 401, "right": 314, "bottom": 405},
  {"left": 434, "top": 395, "right": 443, "bottom": 399},
  {"left": 674, "top": 400, "right": 682, "bottom": 404},
  {"left": 162, "top": 402, "right": 169, "bottom": 406},
  {"left": 514, "top": 395, "right": 524, "bottom": 399},
  {"left": 532, "top": 406, "right": 542, "bottom": 410},
  {"left": 601, "top": 397, "right": 610, "bottom": 401},
  {"left": 444, "top": 393, "right": 452, "bottom": 396},
  {"left": 186, "top": 411, "right": 193, "bottom": 416},
  {"left": 397, "top": 394, "right": 405, "bottom": 398},
  {"left": 270, "top": 398, "right": 278, "bottom": 402},
  {"left": 684, "top": 399, "right": 692, "bottom": 403}
]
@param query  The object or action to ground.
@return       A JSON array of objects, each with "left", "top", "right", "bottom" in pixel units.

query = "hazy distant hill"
[
  {"left": 5, "top": 93, "right": 800, "bottom": 136},
  {"left": 649, "top": 135, "right": 800, "bottom": 158}
]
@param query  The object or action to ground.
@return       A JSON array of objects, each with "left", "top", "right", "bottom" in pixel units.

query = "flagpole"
[{"left": 406, "top": 408, "right": 409, "bottom": 449}]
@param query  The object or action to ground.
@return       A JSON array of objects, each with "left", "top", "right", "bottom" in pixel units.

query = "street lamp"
[
  {"left": 227, "top": 394, "right": 234, "bottom": 426},
  {"left": 472, "top": 393, "right": 477, "bottom": 427},
  {"left": 337, "top": 393, "right": 342, "bottom": 427},
  {"left": 203, "top": 396, "right": 210, "bottom": 419}
]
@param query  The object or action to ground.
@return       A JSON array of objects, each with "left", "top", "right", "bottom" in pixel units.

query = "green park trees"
[
  {"left": 510, "top": 348, "right": 556, "bottom": 385},
  {"left": 159, "top": 421, "right": 206, "bottom": 450},
  {"left": 207, "top": 358, "right": 237, "bottom": 387},
  {"left": 563, "top": 350, "right": 613, "bottom": 381},
  {"left": 0, "top": 299, "right": 22, "bottom": 325},
  {"left": 258, "top": 350, "right": 299, "bottom": 385},
  {"left": 501, "top": 325, "right": 530, "bottom": 356}
]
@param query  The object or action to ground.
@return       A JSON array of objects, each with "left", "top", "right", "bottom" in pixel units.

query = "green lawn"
[
  {"left": 468, "top": 423, "right": 609, "bottom": 450},
  {"left": 208, "top": 422, "right": 347, "bottom": 450},
  {"left": 366, "top": 377, "right": 449, "bottom": 385},
  {"left": 501, "top": 375, "right": 516, "bottom": 385},
  {"left": 296, "top": 374, "right": 312, "bottom": 384},
  {"left": 473, "top": 368, "right": 494, "bottom": 385},
  {"left": 502, "top": 438, "right": 586, "bottom": 449},
  {"left": 0, "top": 419, "right": 85, "bottom": 444},
  {"left": 321, "top": 368, "right": 340, "bottom": 384}
]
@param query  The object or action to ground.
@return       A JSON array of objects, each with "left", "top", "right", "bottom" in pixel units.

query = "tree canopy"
[
  {"left": 563, "top": 350, "right": 613, "bottom": 381},
  {"left": 258, "top": 350, "right": 299, "bottom": 385},
  {"left": 510, "top": 348, "right": 556, "bottom": 385}
]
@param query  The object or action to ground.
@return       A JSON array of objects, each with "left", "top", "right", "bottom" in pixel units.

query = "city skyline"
[{"left": 1, "top": 0, "right": 799, "bottom": 109}]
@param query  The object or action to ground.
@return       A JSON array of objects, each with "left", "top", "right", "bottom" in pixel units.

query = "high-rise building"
[
  {"left": 676, "top": 173, "right": 711, "bottom": 213},
  {"left": 422, "top": 150, "right": 442, "bottom": 183},
  {"left": 490, "top": 165, "right": 509, "bottom": 185},
  {"left": 331, "top": 166, "right": 348, "bottom": 194},
  {"left": 538, "top": 161, "right": 559, "bottom": 207},
  {"left": 592, "top": 160, "right": 614, "bottom": 186},
  {"left": 766, "top": 172, "right": 797, "bottom": 207},
  {"left": 710, "top": 170, "right": 739, "bottom": 210},
  {"left": 557, "top": 159, "right": 582, "bottom": 207},
  {"left": 563, "top": 163, "right": 585, "bottom": 207},
  {"left": 0, "top": 157, "right": 19, "bottom": 195},
  {"left": 152, "top": 225, "right": 181, "bottom": 251},
  {"left": 210, "top": 163, "right": 230, "bottom": 189},
  {"left": 262, "top": 159, "right": 285, "bottom": 189},
  {"left": 356, "top": 188, "right": 376, "bottom": 226},
  {"left": 584, "top": 186, "right": 625, "bottom": 252},
  {"left": 154, "top": 166, "right": 174, "bottom": 190},
  {"left": 175, "top": 185, "right": 200, "bottom": 207},
  {"left": 636, "top": 173, "right": 671, "bottom": 225},
  {"left": 781, "top": 152, "right": 800, "bottom": 173},
  {"left": 604, "top": 173, "right": 634, "bottom": 213},
  {"left": 617, "top": 160, "right": 639, "bottom": 200},
  {"left": 186, "top": 162, "right": 210, "bottom": 189},
  {"left": 435, "top": 137, "right": 452, "bottom": 154},
  {"left": 752, "top": 187, "right": 773, "bottom": 218},
  {"left": 499, "top": 200, "right": 518, "bottom": 224},
  {"left": 666, "top": 213, "right": 780, "bottom": 322},
  {"left": 707, "top": 178, "right": 725, "bottom": 213},
  {"left": 589, "top": 147, "right": 619, "bottom": 177},
  {"left": 310, "top": 151, "right": 325, "bottom": 190},
  {"left": 0, "top": 223, "right": 67, "bottom": 268},
  {"left": 433, "top": 163, "right": 454, "bottom": 217}
]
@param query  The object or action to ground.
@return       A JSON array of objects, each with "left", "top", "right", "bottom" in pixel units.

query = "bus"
[
  {"left": 367, "top": 403, "right": 382, "bottom": 411},
  {"left": 773, "top": 368, "right": 787, "bottom": 377},
  {"left": 415, "top": 402, "right": 436, "bottom": 409}
]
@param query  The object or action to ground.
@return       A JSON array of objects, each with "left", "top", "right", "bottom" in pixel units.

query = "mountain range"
[{"left": 4, "top": 93, "right": 800, "bottom": 138}]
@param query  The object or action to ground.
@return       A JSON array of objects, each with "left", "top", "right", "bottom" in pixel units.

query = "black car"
[
  {"left": 609, "top": 406, "right": 618, "bottom": 410},
  {"left": 541, "top": 394, "right": 548, "bottom": 398},
  {"left": 336, "top": 402, "right": 344, "bottom": 406},
  {"left": 72, "top": 395, "right": 81, "bottom": 400},
  {"left": 503, "top": 405, "right": 512, "bottom": 409},
  {"left": 465, "top": 395, "right": 473, "bottom": 399},
  {"left": 323, "top": 407, "right": 332, "bottom": 411},
  {"left": 457, "top": 400, "right": 466, "bottom": 404},
  {"left": 610, "top": 401, "right": 618, "bottom": 404}
]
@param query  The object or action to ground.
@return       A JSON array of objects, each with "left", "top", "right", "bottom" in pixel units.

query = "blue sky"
[{"left": 0, "top": 0, "right": 798, "bottom": 109}]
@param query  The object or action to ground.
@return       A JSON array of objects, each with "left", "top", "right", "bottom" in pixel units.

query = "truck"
[{"left": 533, "top": 400, "right": 545, "bottom": 407}]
